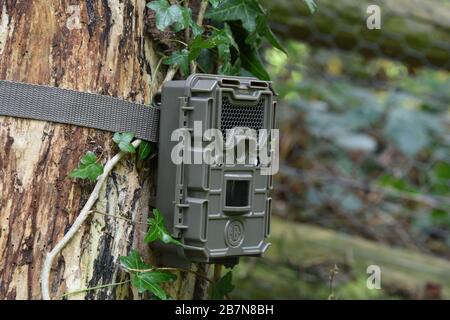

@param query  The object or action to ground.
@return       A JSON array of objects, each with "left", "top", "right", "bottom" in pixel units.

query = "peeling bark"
[{"left": 0, "top": 0, "right": 207, "bottom": 300}]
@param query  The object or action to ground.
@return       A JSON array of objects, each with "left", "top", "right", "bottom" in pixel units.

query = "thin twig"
[
  {"left": 184, "top": 0, "right": 190, "bottom": 44},
  {"left": 204, "top": 24, "right": 219, "bottom": 31},
  {"left": 126, "top": 267, "right": 215, "bottom": 285},
  {"left": 191, "top": 0, "right": 209, "bottom": 73},
  {"left": 91, "top": 210, "right": 149, "bottom": 226},
  {"left": 58, "top": 280, "right": 131, "bottom": 300},
  {"left": 328, "top": 264, "right": 339, "bottom": 300},
  {"left": 196, "top": 0, "right": 209, "bottom": 26},
  {"left": 41, "top": 64, "right": 179, "bottom": 300},
  {"left": 40, "top": 7, "right": 188, "bottom": 297},
  {"left": 213, "top": 264, "right": 222, "bottom": 283},
  {"left": 41, "top": 139, "right": 142, "bottom": 300},
  {"left": 150, "top": 57, "right": 165, "bottom": 96},
  {"left": 153, "top": 58, "right": 164, "bottom": 80},
  {"left": 159, "top": 66, "right": 179, "bottom": 92},
  {"left": 146, "top": 40, "right": 160, "bottom": 77},
  {"left": 166, "top": 38, "right": 188, "bottom": 47}
]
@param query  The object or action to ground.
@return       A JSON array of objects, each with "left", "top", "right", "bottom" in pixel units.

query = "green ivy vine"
[
  {"left": 148, "top": 0, "right": 316, "bottom": 80},
  {"left": 66, "top": 0, "right": 316, "bottom": 301},
  {"left": 69, "top": 137, "right": 234, "bottom": 300},
  {"left": 119, "top": 209, "right": 234, "bottom": 300}
]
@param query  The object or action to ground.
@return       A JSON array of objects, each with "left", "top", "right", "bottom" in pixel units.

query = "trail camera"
[{"left": 156, "top": 74, "right": 277, "bottom": 266}]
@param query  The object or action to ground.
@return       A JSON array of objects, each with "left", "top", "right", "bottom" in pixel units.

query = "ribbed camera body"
[{"left": 156, "top": 74, "right": 277, "bottom": 266}]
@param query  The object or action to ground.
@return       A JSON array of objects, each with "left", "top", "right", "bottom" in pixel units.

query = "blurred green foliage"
[{"left": 233, "top": 40, "right": 449, "bottom": 300}]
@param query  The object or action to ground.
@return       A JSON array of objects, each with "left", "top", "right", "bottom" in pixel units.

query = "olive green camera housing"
[{"left": 156, "top": 74, "right": 277, "bottom": 267}]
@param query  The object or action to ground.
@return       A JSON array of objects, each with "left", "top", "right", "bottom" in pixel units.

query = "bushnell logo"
[
  {"left": 366, "top": 4, "right": 381, "bottom": 30},
  {"left": 226, "top": 220, "right": 245, "bottom": 247}
]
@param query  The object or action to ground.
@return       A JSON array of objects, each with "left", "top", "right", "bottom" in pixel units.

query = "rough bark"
[
  {"left": 264, "top": 0, "right": 450, "bottom": 70},
  {"left": 0, "top": 0, "right": 208, "bottom": 300}
]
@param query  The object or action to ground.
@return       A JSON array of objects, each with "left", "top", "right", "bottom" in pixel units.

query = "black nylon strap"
[{"left": 0, "top": 80, "right": 159, "bottom": 142}]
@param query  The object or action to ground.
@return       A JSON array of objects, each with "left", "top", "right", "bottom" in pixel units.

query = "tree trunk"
[
  {"left": 0, "top": 0, "right": 208, "bottom": 300},
  {"left": 264, "top": 0, "right": 450, "bottom": 70}
]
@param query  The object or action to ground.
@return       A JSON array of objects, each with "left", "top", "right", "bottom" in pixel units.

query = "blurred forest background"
[{"left": 232, "top": 0, "right": 450, "bottom": 299}]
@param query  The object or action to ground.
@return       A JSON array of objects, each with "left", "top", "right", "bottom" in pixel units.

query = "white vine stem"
[
  {"left": 196, "top": 0, "right": 209, "bottom": 26},
  {"left": 41, "top": 0, "right": 211, "bottom": 297},
  {"left": 41, "top": 140, "right": 142, "bottom": 300},
  {"left": 191, "top": 0, "right": 209, "bottom": 73},
  {"left": 41, "top": 64, "right": 181, "bottom": 300}
]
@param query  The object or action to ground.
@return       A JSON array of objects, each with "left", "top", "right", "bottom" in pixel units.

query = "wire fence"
[
  {"left": 267, "top": 1, "right": 450, "bottom": 259},
  {"left": 266, "top": 0, "right": 450, "bottom": 71}
]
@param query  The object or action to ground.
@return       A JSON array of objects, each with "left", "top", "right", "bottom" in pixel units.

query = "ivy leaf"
[
  {"left": 206, "top": 0, "right": 259, "bottom": 33},
  {"left": 164, "top": 49, "right": 190, "bottom": 76},
  {"left": 113, "top": 132, "right": 136, "bottom": 154},
  {"left": 216, "top": 26, "right": 240, "bottom": 74},
  {"left": 147, "top": 0, "right": 171, "bottom": 30},
  {"left": 256, "top": 16, "right": 287, "bottom": 54},
  {"left": 172, "top": 6, "right": 192, "bottom": 32},
  {"left": 140, "top": 271, "right": 177, "bottom": 283},
  {"left": 147, "top": 0, "right": 188, "bottom": 31},
  {"left": 229, "top": 21, "right": 270, "bottom": 79},
  {"left": 217, "top": 42, "right": 232, "bottom": 71},
  {"left": 148, "top": 0, "right": 201, "bottom": 36},
  {"left": 189, "top": 25, "right": 235, "bottom": 59},
  {"left": 304, "top": 0, "right": 317, "bottom": 14},
  {"left": 69, "top": 151, "right": 104, "bottom": 181},
  {"left": 120, "top": 250, "right": 177, "bottom": 300},
  {"left": 209, "top": 0, "right": 221, "bottom": 8},
  {"left": 189, "top": 36, "right": 216, "bottom": 61},
  {"left": 119, "top": 249, "right": 151, "bottom": 271},
  {"left": 132, "top": 272, "right": 176, "bottom": 299},
  {"left": 132, "top": 273, "right": 169, "bottom": 299},
  {"left": 190, "top": 20, "right": 204, "bottom": 37},
  {"left": 240, "top": 45, "right": 270, "bottom": 80},
  {"left": 213, "top": 23, "right": 239, "bottom": 52},
  {"left": 145, "top": 208, "right": 182, "bottom": 246},
  {"left": 211, "top": 271, "right": 235, "bottom": 300},
  {"left": 189, "top": 23, "right": 239, "bottom": 74},
  {"left": 138, "top": 141, "right": 154, "bottom": 160},
  {"left": 219, "top": 57, "right": 241, "bottom": 75},
  {"left": 197, "top": 48, "right": 215, "bottom": 73}
]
